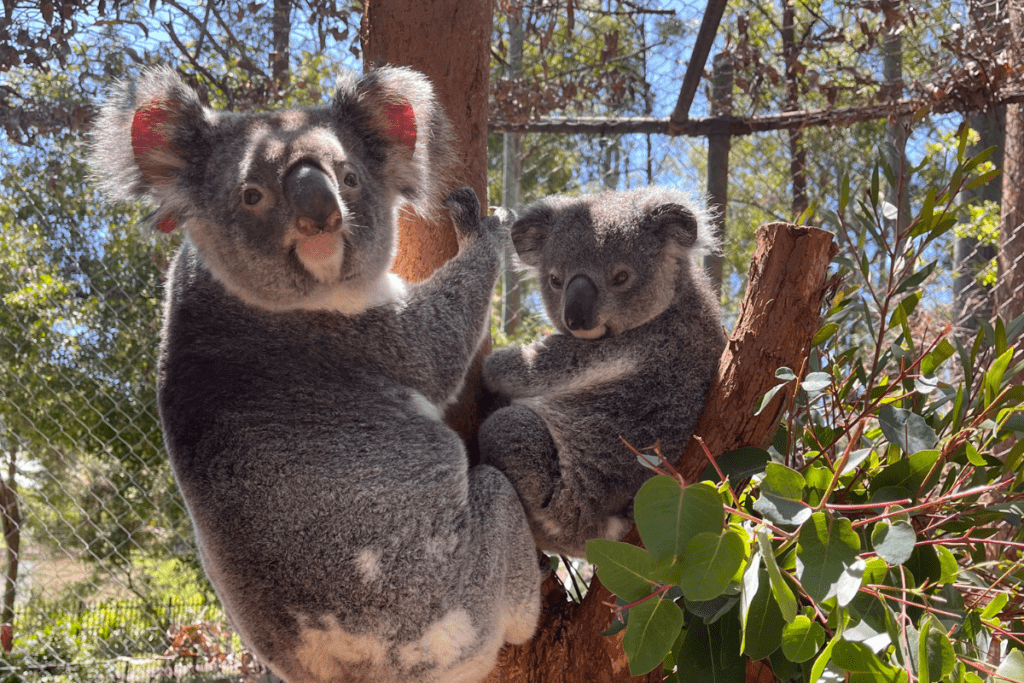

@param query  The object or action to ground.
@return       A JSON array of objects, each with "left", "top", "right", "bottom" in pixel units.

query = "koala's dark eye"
[
  {"left": 243, "top": 188, "right": 263, "bottom": 206},
  {"left": 343, "top": 172, "right": 359, "bottom": 188},
  {"left": 612, "top": 271, "right": 630, "bottom": 286},
  {"left": 549, "top": 274, "right": 563, "bottom": 289}
]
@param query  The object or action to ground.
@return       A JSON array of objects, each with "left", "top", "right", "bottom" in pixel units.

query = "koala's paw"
[
  {"left": 482, "top": 206, "right": 515, "bottom": 244},
  {"left": 444, "top": 187, "right": 482, "bottom": 242}
]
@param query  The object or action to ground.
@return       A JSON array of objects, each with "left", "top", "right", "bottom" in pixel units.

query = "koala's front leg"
[
  {"left": 484, "top": 333, "right": 615, "bottom": 399},
  {"left": 478, "top": 404, "right": 560, "bottom": 527},
  {"left": 392, "top": 187, "right": 506, "bottom": 405}
]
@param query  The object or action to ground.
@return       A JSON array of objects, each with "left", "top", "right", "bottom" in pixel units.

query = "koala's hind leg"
[
  {"left": 465, "top": 464, "right": 543, "bottom": 646},
  {"left": 478, "top": 405, "right": 560, "bottom": 524}
]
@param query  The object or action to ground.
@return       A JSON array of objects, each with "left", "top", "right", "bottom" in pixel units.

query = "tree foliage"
[{"left": 588, "top": 125, "right": 1024, "bottom": 682}]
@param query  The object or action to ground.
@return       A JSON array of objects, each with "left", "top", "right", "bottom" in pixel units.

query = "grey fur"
[
  {"left": 479, "top": 187, "right": 726, "bottom": 558},
  {"left": 91, "top": 66, "right": 541, "bottom": 683}
]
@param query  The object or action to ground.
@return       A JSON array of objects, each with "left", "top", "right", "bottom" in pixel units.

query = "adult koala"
[
  {"left": 90, "top": 65, "right": 541, "bottom": 683},
  {"left": 479, "top": 187, "right": 725, "bottom": 558}
]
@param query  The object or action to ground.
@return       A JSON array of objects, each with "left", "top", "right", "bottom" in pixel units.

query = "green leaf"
[
  {"left": 836, "top": 557, "right": 866, "bottom": 608},
  {"left": 966, "top": 168, "right": 1001, "bottom": 191},
  {"left": 585, "top": 539, "right": 656, "bottom": 602},
  {"left": 870, "top": 449, "right": 941, "bottom": 498},
  {"left": 905, "top": 544, "right": 943, "bottom": 586},
  {"left": 812, "top": 322, "right": 840, "bottom": 346},
  {"left": 676, "top": 613, "right": 747, "bottom": 683},
  {"left": 878, "top": 405, "right": 939, "bottom": 455},
  {"left": 936, "top": 545, "right": 959, "bottom": 585},
  {"left": 839, "top": 172, "right": 851, "bottom": 212},
  {"left": 910, "top": 187, "right": 936, "bottom": 236},
  {"left": 755, "top": 381, "right": 791, "bottom": 416},
  {"left": 894, "top": 261, "right": 938, "bottom": 295},
  {"left": 982, "top": 593, "right": 1008, "bottom": 621},
  {"left": 810, "top": 633, "right": 840, "bottom": 683},
  {"left": 742, "top": 564, "right": 785, "bottom": 660},
  {"left": 680, "top": 531, "right": 747, "bottom": 602},
  {"left": 802, "top": 371, "right": 832, "bottom": 395},
  {"left": 871, "top": 519, "right": 916, "bottom": 566},
  {"left": 622, "top": 595, "right": 685, "bottom": 676},
  {"left": 763, "top": 462, "right": 806, "bottom": 499},
  {"left": 796, "top": 512, "right": 861, "bottom": 603},
  {"left": 888, "top": 292, "right": 923, "bottom": 330},
  {"left": 754, "top": 462, "right": 813, "bottom": 525},
  {"left": 701, "top": 446, "right": 770, "bottom": 484},
  {"left": 782, "top": 615, "right": 826, "bottom": 663},
  {"left": 833, "top": 640, "right": 907, "bottom": 682},
  {"left": 635, "top": 478, "right": 723, "bottom": 563},
  {"left": 920, "top": 338, "right": 956, "bottom": 376},
  {"left": 756, "top": 529, "right": 798, "bottom": 623},
  {"left": 993, "top": 648, "right": 1024, "bottom": 683},
  {"left": 918, "top": 616, "right": 955, "bottom": 683},
  {"left": 965, "top": 441, "right": 987, "bottom": 467},
  {"left": 985, "top": 349, "right": 1015, "bottom": 406}
]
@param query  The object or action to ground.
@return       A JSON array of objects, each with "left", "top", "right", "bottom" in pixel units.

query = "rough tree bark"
[
  {"left": 360, "top": 0, "right": 493, "bottom": 445},
  {"left": 996, "top": 0, "right": 1024, "bottom": 323},
  {"left": 0, "top": 443, "right": 20, "bottom": 629},
  {"left": 486, "top": 224, "right": 836, "bottom": 682}
]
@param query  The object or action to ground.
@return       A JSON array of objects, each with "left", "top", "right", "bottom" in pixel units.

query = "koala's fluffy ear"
[
  {"left": 649, "top": 203, "right": 700, "bottom": 249},
  {"left": 332, "top": 67, "right": 455, "bottom": 217},
  {"left": 91, "top": 66, "right": 210, "bottom": 233},
  {"left": 510, "top": 204, "right": 555, "bottom": 269}
]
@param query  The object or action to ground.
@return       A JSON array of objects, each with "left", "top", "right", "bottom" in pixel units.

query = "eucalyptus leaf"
[
  {"left": 992, "top": 647, "right": 1024, "bottom": 683},
  {"left": 741, "top": 565, "right": 785, "bottom": 660},
  {"left": 878, "top": 405, "right": 939, "bottom": 455},
  {"left": 756, "top": 529, "right": 798, "bottom": 623},
  {"left": 585, "top": 538, "right": 656, "bottom": 602},
  {"left": 796, "top": 512, "right": 861, "bottom": 603},
  {"left": 635, "top": 477, "right": 723, "bottom": 563},
  {"left": 701, "top": 446, "right": 770, "bottom": 484},
  {"left": 680, "top": 531, "right": 747, "bottom": 602},
  {"left": 622, "top": 595, "right": 685, "bottom": 676},
  {"left": 871, "top": 519, "right": 916, "bottom": 566},
  {"left": 782, "top": 615, "right": 825, "bottom": 663}
]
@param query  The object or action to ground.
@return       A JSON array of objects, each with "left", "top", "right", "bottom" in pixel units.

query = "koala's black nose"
[
  {"left": 563, "top": 274, "right": 600, "bottom": 332},
  {"left": 284, "top": 163, "right": 343, "bottom": 235}
]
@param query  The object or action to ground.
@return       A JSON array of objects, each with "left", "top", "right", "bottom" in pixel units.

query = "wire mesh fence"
[{"left": 1, "top": 0, "right": 1024, "bottom": 680}]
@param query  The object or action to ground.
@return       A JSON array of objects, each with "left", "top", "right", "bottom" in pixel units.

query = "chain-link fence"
[{"left": 2, "top": 0, "right": 1024, "bottom": 680}]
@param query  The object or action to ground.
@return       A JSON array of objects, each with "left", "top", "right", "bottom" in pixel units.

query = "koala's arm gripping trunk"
[
  {"left": 389, "top": 232, "right": 502, "bottom": 407},
  {"left": 483, "top": 334, "right": 616, "bottom": 399}
]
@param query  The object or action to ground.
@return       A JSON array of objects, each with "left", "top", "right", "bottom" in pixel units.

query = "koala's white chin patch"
[
  {"left": 296, "top": 233, "right": 344, "bottom": 283},
  {"left": 570, "top": 324, "right": 607, "bottom": 340}
]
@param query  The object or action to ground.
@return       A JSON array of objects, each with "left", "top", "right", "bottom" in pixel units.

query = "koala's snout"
[
  {"left": 563, "top": 274, "right": 600, "bottom": 333},
  {"left": 284, "top": 163, "right": 343, "bottom": 236}
]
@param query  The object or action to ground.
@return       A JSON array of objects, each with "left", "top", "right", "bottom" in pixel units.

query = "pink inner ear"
[
  {"left": 156, "top": 215, "right": 177, "bottom": 233},
  {"left": 381, "top": 101, "right": 417, "bottom": 153},
  {"left": 132, "top": 101, "right": 176, "bottom": 183}
]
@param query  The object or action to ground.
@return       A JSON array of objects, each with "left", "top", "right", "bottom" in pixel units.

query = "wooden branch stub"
[
  {"left": 487, "top": 223, "right": 836, "bottom": 683},
  {"left": 676, "top": 222, "right": 838, "bottom": 484}
]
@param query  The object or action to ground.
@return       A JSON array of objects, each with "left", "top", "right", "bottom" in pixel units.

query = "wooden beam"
[
  {"left": 488, "top": 90, "right": 1024, "bottom": 137},
  {"left": 667, "top": 0, "right": 729, "bottom": 128}
]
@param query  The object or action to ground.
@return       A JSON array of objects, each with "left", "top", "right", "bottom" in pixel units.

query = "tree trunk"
[
  {"left": 500, "top": 4, "right": 525, "bottom": 337},
  {"left": 705, "top": 52, "right": 733, "bottom": 296},
  {"left": 0, "top": 443, "right": 20, "bottom": 628},
  {"left": 996, "top": 0, "right": 1024, "bottom": 323},
  {"left": 360, "top": 0, "right": 493, "bottom": 447},
  {"left": 487, "top": 224, "right": 836, "bottom": 682},
  {"left": 271, "top": 0, "right": 291, "bottom": 90},
  {"left": 781, "top": 0, "right": 807, "bottom": 219}
]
